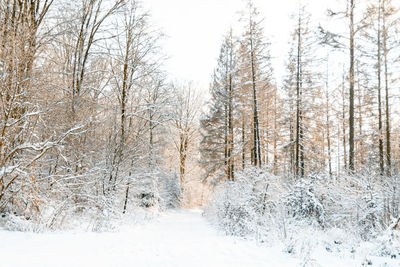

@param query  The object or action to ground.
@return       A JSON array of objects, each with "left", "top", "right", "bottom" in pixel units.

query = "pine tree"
[
  {"left": 239, "top": 0, "right": 274, "bottom": 168},
  {"left": 201, "top": 31, "right": 238, "bottom": 183},
  {"left": 283, "top": 6, "right": 322, "bottom": 177},
  {"left": 381, "top": 0, "right": 399, "bottom": 176}
]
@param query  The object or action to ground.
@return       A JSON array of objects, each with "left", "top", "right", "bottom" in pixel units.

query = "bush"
[
  {"left": 285, "top": 179, "right": 325, "bottom": 227},
  {"left": 373, "top": 229, "right": 400, "bottom": 258},
  {"left": 207, "top": 180, "right": 255, "bottom": 236},
  {"left": 205, "top": 168, "right": 274, "bottom": 237},
  {"left": 358, "top": 186, "right": 384, "bottom": 240}
]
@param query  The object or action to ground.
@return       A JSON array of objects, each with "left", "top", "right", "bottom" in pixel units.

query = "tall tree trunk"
[
  {"left": 242, "top": 117, "right": 246, "bottom": 170},
  {"left": 382, "top": 0, "right": 391, "bottom": 176},
  {"left": 356, "top": 63, "right": 364, "bottom": 166},
  {"left": 250, "top": 48, "right": 262, "bottom": 168},
  {"left": 289, "top": 93, "right": 295, "bottom": 175},
  {"left": 342, "top": 73, "right": 348, "bottom": 171},
  {"left": 249, "top": 20, "right": 262, "bottom": 168},
  {"left": 228, "top": 71, "right": 234, "bottom": 180},
  {"left": 179, "top": 134, "right": 188, "bottom": 185},
  {"left": 325, "top": 60, "right": 332, "bottom": 178},
  {"left": 149, "top": 113, "right": 154, "bottom": 167},
  {"left": 377, "top": 0, "right": 384, "bottom": 175},
  {"left": 299, "top": 110, "right": 305, "bottom": 177},
  {"left": 273, "top": 89, "right": 278, "bottom": 175},
  {"left": 123, "top": 181, "right": 130, "bottom": 214},
  {"left": 295, "top": 14, "right": 304, "bottom": 177},
  {"left": 348, "top": 0, "right": 355, "bottom": 172},
  {"left": 224, "top": 101, "right": 228, "bottom": 176},
  {"left": 114, "top": 32, "right": 130, "bottom": 191}
]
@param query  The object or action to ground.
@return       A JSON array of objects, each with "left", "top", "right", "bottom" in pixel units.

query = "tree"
[
  {"left": 170, "top": 83, "right": 201, "bottom": 193},
  {"left": 324, "top": 56, "right": 333, "bottom": 178},
  {"left": 358, "top": 0, "right": 399, "bottom": 175},
  {"left": 47, "top": 0, "right": 124, "bottom": 194},
  {"left": 349, "top": 0, "right": 356, "bottom": 173},
  {"left": 103, "top": 0, "right": 165, "bottom": 211},
  {"left": 0, "top": 0, "right": 55, "bottom": 214},
  {"left": 381, "top": 0, "right": 398, "bottom": 176},
  {"left": 239, "top": 1, "right": 273, "bottom": 168},
  {"left": 106, "top": 0, "right": 162, "bottom": 196},
  {"left": 201, "top": 31, "right": 238, "bottom": 183},
  {"left": 321, "top": 0, "right": 368, "bottom": 173},
  {"left": 284, "top": 6, "right": 322, "bottom": 177}
]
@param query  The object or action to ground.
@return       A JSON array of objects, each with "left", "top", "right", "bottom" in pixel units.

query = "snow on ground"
[
  {"left": 0, "top": 209, "right": 299, "bottom": 267},
  {"left": 0, "top": 209, "right": 398, "bottom": 267}
]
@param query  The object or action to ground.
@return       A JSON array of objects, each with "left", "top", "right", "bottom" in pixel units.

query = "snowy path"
[{"left": 0, "top": 209, "right": 301, "bottom": 267}]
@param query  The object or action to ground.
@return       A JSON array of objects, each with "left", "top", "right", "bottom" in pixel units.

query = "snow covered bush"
[
  {"left": 0, "top": 213, "right": 45, "bottom": 232},
  {"left": 372, "top": 228, "right": 400, "bottom": 258},
  {"left": 0, "top": 166, "right": 180, "bottom": 232},
  {"left": 158, "top": 173, "right": 182, "bottom": 209},
  {"left": 285, "top": 178, "right": 325, "bottom": 227},
  {"left": 205, "top": 168, "right": 278, "bottom": 237},
  {"left": 132, "top": 169, "right": 181, "bottom": 211},
  {"left": 357, "top": 184, "right": 385, "bottom": 240},
  {"left": 207, "top": 180, "right": 256, "bottom": 236},
  {"left": 205, "top": 167, "right": 400, "bottom": 255}
]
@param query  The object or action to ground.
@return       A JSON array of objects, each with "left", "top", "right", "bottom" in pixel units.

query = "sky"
[{"left": 142, "top": 0, "right": 331, "bottom": 90}]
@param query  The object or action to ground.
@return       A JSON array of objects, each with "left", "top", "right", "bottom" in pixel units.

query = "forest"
[{"left": 0, "top": 0, "right": 400, "bottom": 266}]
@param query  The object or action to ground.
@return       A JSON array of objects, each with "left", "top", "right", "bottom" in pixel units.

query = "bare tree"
[
  {"left": 0, "top": 0, "right": 55, "bottom": 214},
  {"left": 171, "top": 83, "right": 201, "bottom": 191}
]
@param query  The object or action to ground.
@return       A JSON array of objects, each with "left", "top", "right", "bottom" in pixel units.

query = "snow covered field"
[{"left": 0, "top": 209, "right": 398, "bottom": 267}]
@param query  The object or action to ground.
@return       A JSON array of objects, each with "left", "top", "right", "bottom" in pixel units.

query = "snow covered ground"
[{"left": 0, "top": 209, "right": 398, "bottom": 267}]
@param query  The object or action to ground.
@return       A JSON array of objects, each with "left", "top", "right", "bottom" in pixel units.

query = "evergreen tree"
[
  {"left": 283, "top": 6, "right": 323, "bottom": 177},
  {"left": 239, "top": 0, "right": 274, "bottom": 168},
  {"left": 201, "top": 31, "right": 238, "bottom": 183}
]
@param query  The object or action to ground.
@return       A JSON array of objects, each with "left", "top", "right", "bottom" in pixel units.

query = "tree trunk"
[
  {"left": 382, "top": 0, "right": 391, "bottom": 176},
  {"left": 123, "top": 181, "right": 130, "bottom": 214},
  {"left": 295, "top": 14, "right": 303, "bottom": 177},
  {"left": 356, "top": 63, "right": 364, "bottom": 166},
  {"left": 228, "top": 71, "right": 234, "bottom": 180},
  {"left": 376, "top": 0, "right": 385, "bottom": 175},
  {"left": 342, "top": 74, "right": 348, "bottom": 171},
  {"left": 348, "top": 0, "right": 355, "bottom": 172},
  {"left": 179, "top": 134, "right": 188, "bottom": 185},
  {"left": 325, "top": 60, "right": 332, "bottom": 178},
  {"left": 249, "top": 20, "right": 262, "bottom": 168},
  {"left": 273, "top": 89, "right": 278, "bottom": 175},
  {"left": 242, "top": 117, "right": 246, "bottom": 170}
]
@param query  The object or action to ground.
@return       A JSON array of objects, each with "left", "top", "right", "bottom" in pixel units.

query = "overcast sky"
[{"left": 142, "top": 0, "right": 331, "bottom": 89}]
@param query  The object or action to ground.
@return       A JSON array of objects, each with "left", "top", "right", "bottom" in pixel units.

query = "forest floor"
[{"left": 0, "top": 209, "right": 398, "bottom": 266}]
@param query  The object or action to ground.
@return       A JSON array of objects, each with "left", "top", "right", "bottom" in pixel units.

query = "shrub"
[{"left": 284, "top": 179, "right": 325, "bottom": 227}]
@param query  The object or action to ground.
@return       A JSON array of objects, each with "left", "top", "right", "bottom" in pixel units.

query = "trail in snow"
[{"left": 0, "top": 209, "right": 300, "bottom": 267}]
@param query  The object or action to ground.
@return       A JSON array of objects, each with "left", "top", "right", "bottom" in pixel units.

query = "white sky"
[{"left": 143, "top": 0, "right": 331, "bottom": 90}]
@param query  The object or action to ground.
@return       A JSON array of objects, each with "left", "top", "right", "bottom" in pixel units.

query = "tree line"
[
  {"left": 0, "top": 0, "right": 202, "bottom": 228},
  {"left": 201, "top": 0, "right": 400, "bottom": 183}
]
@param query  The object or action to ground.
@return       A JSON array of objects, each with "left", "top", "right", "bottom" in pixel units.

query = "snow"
[
  {"left": 0, "top": 166, "right": 17, "bottom": 176},
  {"left": 0, "top": 209, "right": 300, "bottom": 267},
  {"left": 0, "top": 209, "right": 398, "bottom": 267}
]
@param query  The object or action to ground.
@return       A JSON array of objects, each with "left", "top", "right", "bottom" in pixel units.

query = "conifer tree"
[
  {"left": 283, "top": 6, "right": 322, "bottom": 177},
  {"left": 239, "top": 0, "right": 274, "bottom": 168},
  {"left": 201, "top": 32, "right": 238, "bottom": 183}
]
